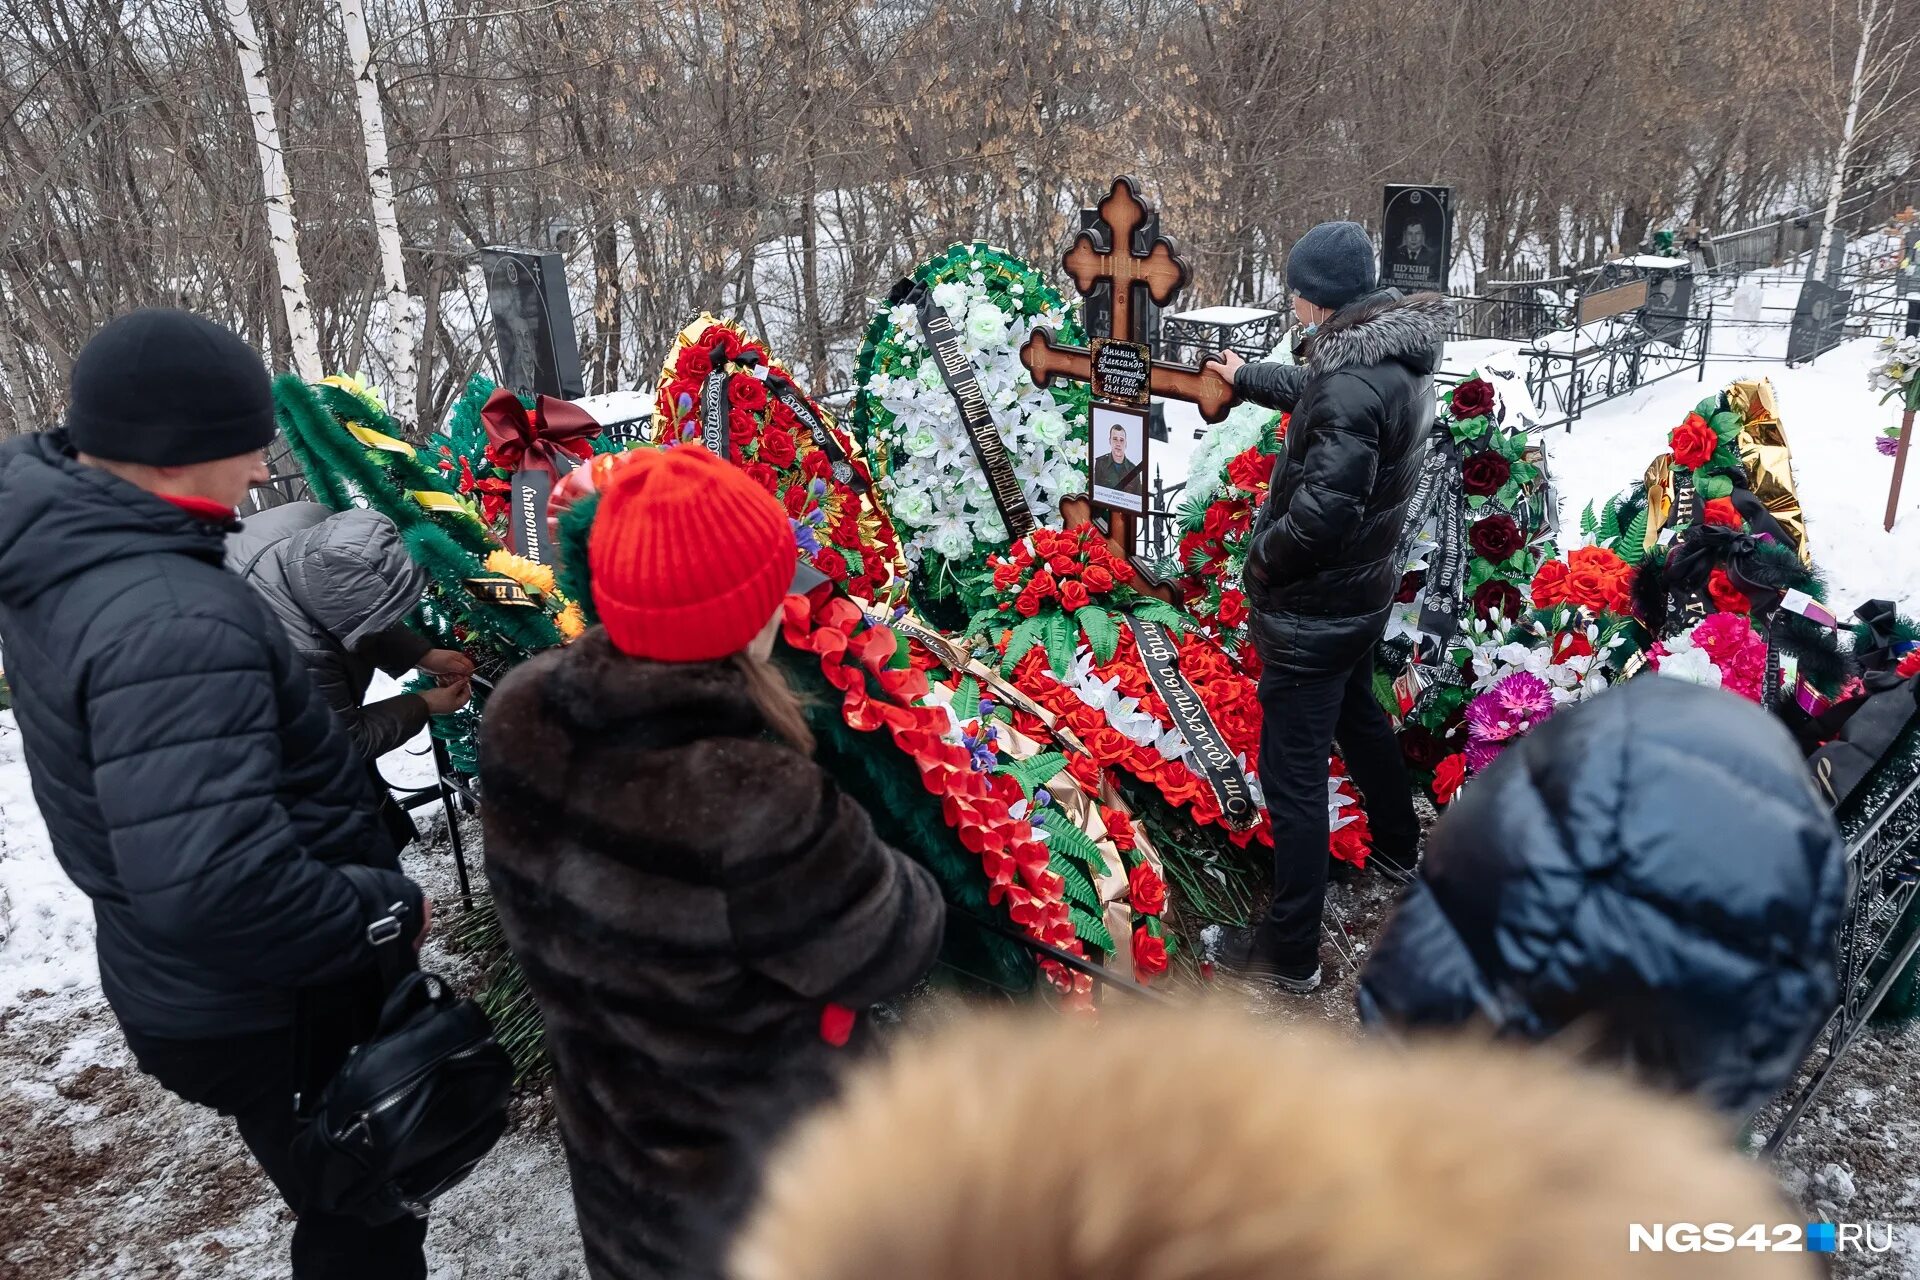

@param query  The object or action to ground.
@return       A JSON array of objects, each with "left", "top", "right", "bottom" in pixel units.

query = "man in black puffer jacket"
[
  {"left": 1358, "top": 677, "right": 1849, "bottom": 1119},
  {"left": 1207, "top": 222, "right": 1449, "bottom": 991},
  {"left": 0, "top": 310, "right": 430, "bottom": 1278}
]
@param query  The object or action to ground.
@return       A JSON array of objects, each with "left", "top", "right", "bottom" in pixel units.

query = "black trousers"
[
  {"left": 123, "top": 980, "right": 428, "bottom": 1280},
  {"left": 1256, "top": 651, "right": 1422, "bottom": 966}
]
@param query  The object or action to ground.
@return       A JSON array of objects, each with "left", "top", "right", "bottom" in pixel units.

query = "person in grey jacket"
[{"left": 227, "top": 502, "right": 473, "bottom": 764}]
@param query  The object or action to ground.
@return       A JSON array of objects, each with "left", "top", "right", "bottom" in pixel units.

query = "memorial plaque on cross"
[{"left": 1020, "top": 177, "right": 1237, "bottom": 426}]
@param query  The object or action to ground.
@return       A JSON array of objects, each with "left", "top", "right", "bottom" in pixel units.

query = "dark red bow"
[{"left": 480, "top": 387, "right": 599, "bottom": 478}]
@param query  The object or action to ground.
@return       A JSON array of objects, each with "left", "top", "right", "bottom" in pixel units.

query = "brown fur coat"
[
  {"left": 480, "top": 629, "right": 944, "bottom": 1280},
  {"left": 733, "top": 1007, "right": 1813, "bottom": 1280}
]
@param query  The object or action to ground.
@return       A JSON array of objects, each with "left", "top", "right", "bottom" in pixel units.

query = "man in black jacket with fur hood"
[
  {"left": 1207, "top": 222, "right": 1450, "bottom": 993},
  {"left": 0, "top": 310, "right": 430, "bottom": 1277}
]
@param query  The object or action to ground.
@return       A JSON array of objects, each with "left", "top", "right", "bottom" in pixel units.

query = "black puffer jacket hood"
[
  {"left": 0, "top": 432, "right": 417, "bottom": 1038},
  {"left": 1358, "top": 677, "right": 1849, "bottom": 1117},
  {"left": 1239, "top": 291, "right": 1450, "bottom": 677}
]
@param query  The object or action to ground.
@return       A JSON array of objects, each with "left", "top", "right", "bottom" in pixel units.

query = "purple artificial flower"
[
  {"left": 1494, "top": 671, "right": 1556, "bottom": 724},
  {"left": 1880, "top": 434, "right": 1902, "bottom": 457},
  {"left": 1464, "top": 672, "right": 1556, "bottom": 743},
  {"left": 979, "top": 698, "right": 996, "bottom": 719},
  {"left": 1465, "top": 737, "right": 1507, "bottom": 773}
]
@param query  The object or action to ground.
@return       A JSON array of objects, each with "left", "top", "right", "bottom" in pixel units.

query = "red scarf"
[{"left": 159, "top": 494, "right": 238, "bottom": 522}]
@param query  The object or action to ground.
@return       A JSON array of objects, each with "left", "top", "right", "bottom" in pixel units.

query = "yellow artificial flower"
[
  {"left": 556, "top": 601, "right": 586, "bottom": 641},
  {"left": 484, "top": 549, "right": 557, "bottom": 599},
  {"left": 319, "top": 372, "right": 387, "bottom": 416}
]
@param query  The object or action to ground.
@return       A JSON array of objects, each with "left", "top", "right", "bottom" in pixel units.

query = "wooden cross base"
[{"left": 1059, "top": 495, "right": 1175, "bottom": 603}]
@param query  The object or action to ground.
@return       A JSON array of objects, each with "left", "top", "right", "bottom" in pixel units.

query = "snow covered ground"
[{"left": 3, "top": 260, "right": 1918, "bottom": 1274}]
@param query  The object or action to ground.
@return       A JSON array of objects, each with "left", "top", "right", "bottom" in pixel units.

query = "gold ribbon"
[
  {"left": 410, "top": 490, "right": 482, "bottom": 524},
  {"left": 346, "top": 422, "right": 417, "bottom": 456},
  {"left": 1726, "top": 378, "right": 1811, "bottom": 566}
]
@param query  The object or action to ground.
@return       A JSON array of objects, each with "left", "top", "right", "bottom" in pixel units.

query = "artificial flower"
[
  {"left": 757, "top": 429, "right": 798, "bottom": 468},
  {"left": 1451, "top": 377, "right": 1496, "bottom": 420},
  {"left": 1670, "top": 413, "right": 1718, "bottom": 470},
  {"left": 1702, "top": 497, "right": 1744, "bottom": 530},
  {"left": 1432, "top": 753, "right": 1468, "bottom": 805},
  {"left": 1472, "top": 579, "right": 1524, "bottom": 623},
  {"left": 1531, "top": 558, "right": 1571, "bottom": 609},
  {"left": 1465, "top": 737, "right": 1506, "bottom": 772},
  {"left": 1461, "top": 451, "right": 1511, "bottom": 497},
  {"left": 1468, "top": 513, "right": 1524, "bottom": 561},
  {"left": 1128, "top": 862, "right": 1168, "bottom": 917},
  {"left": 1708, "top": 567, "right": 1751, "bottom": 614},
  {"left": 729, "top": 372, "right": 768, "bottom": 411},
  {"left": 1132, "top": 926, "right": 1170, "bottom": 979}
]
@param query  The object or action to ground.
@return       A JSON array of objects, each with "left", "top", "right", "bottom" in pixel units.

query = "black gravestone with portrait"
[
  {"left": 1381, "top": 185, "right": 1452, "bottom": 294},
  {"left": 1786, "top": 280, "right": 1852, "bottom": 365},
  {"left": 479, "top": 247, "right": 586, "bottom": 401}
]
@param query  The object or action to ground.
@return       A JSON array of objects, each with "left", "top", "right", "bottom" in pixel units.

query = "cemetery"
[{"left": 3, "top": 2, "right": 1920, "bottom": 1276}]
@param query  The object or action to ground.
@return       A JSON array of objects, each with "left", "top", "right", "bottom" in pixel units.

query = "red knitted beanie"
[{"left": 589, "top": 446, "right": 798, "bottom": 661}]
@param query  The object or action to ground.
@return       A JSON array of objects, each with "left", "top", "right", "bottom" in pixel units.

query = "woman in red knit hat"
[{"left": 477, "top": 445, "right": 944, "bottom": 1280}]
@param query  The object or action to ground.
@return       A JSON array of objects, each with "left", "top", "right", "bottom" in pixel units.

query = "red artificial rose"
[
  {"left": 782, "top": 485, "right": 808, "bottom": 517},
  {"left": 1396, "top": 570, "right": 1426, "bottom": 603},
  {"left": 1531, "top": 559, "right": 1571, "bottom": 609},
  {"left": 820, "top": 552, "right": 851, "bottom": 583},
  {"left": 1217, "top": 589, "right": 1249, "bottom": 628},
  {"left": 758, "top": 429, "right": 798, "bottom": 469},
  {"left": 1552, "top": 630, "right": 1595, "bottom": 663},
  {"left": 1048, "top": 554, "right": 1077, "bottom": 578},
  {"left": 1128, "top": 863, "right": 1168, "bottom": 917},
  {"left": 675, "top": 344, "right": 713, "bottom": 379},
  {"left": 1103, "top": 807, "right": 1137, "bottom": 852},
  {"left": 992, "top": 560, "right": 1022, "bottom": 591},
  {"left": 1131, "top": 926, "right": 1169, "bottom": 979},
  {"left": 848, "top": 575, "right": 874, "bottom": 601},
  {"left": 1059, "top": 580, "right": 1092, "bottom": 611},
  {"left": 1898, "top": 649, "right": 1920, "bottom": 679},
  {"left": 1451, "top": 377, "right": 1497, "bottom": 420},
  {"left": 1468, "top": 513, "right": 1525, "bottom": 562},
  {"left": 862, "top": 551, "right": 888, "bottom": 581},
  {"left": 1228, "top": 448, "right": 1273, "bottom": 493},
  {"left": 1670, "top": 413, "right": 1718, "bottom": 470},
  {"left": 801, "top": 449, "right": 832, "bottom": 480},
  {"left": 729, "top": 405, "right": 760, "bottom": 445},
  {"left": 1083, "top": 564, "right": 1116, "bottom": 593},
  {"left": 1703, "top": 497, "right": 1743, "bottom": 530},
  {"left": 1202, "top": 503, "right": 1231, "bottom": 539},
  {"left": 1029, "top": 569, "right": 1059, "bottom": 599},
  {"left": 729, "top": 372, "right": 768, "bottom": 411},
  {"left": 1461, "top": 451, "right": 1512, "bottom": 497},
  {"left": 745, "top": 462, "right": 779, "bottom": 493},
  {"left": 1708, "top": 567, "right": 1751, "bottom": 614},
  {"left": 1015, "top": 588, "right": 1043, "bottom": 618},
  {"left": 1432, "top": 753, "right": 1468, "bottom": 805},
  {"left": 1567, "top": 547, "right": 1633, "bottom": 613},
  {"left": 1472, "top": 579, "right": 1524, "bottom": 623}
]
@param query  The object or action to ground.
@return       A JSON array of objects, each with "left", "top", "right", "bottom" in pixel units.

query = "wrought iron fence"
[
  {"left": 1141, "top": 473, "right": 1188, "bottom": 569},
  {"left": 1759, "top": 736, "right": 1920, "bottom": 1156},
  {"left": 1522, "top": 304, "right": 1713, "bottom": 429},
  {"left": 1448, "top": 290, "right": 1570, "bottom": 342}
]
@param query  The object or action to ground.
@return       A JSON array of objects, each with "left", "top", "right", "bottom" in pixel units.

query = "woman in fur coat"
[
  {"left": 479, "top": 446, "right": 944, "bottom": 1280},
  {"left": 733, "top": 1008, "right": 1813, "bottom": 1280}
]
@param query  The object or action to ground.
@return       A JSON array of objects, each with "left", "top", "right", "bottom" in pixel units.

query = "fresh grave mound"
[{"left": 850, "top": 244, "right": 1091, "bottom": 624}]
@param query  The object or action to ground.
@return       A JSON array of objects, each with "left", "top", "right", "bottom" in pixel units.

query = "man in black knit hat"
[
  {"left": 0, "top": 310, "right": 430, "bottom": 1278},
  {"left": 1206, "top": 223, "right": 1448, "bottom": 995}
]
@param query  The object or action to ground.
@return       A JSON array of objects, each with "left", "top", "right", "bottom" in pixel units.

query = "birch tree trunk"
[
  {"left": 1811, "top": 0, "right": 1880, "bottom": 284},
  {"left": 224, "top": 0, "right": 321, "bottom": 381},
  {"left": 340, "top": 0, "right": 421, "bottom": 425}
]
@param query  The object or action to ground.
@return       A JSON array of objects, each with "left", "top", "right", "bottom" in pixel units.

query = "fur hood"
[
  {"left": 1309, "top": 289, "right": 1452, "bottom": 376},
  {"left": 732, "top": 1008, "right": 1809, "bottom": 1280}
]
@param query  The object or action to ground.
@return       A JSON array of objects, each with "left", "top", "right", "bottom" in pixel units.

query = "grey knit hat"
[{"left": 1286, "top": 222, "right": 1378, "bottom": 312}]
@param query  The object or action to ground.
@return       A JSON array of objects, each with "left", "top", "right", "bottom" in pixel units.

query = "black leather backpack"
[{"left": 292, "top": 970, "right": 514, "bottom": 1223}]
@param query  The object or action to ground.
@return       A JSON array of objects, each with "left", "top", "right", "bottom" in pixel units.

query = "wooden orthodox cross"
[{"left": 1020, "top": 177, "right": 1238, "bottom": 425}]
